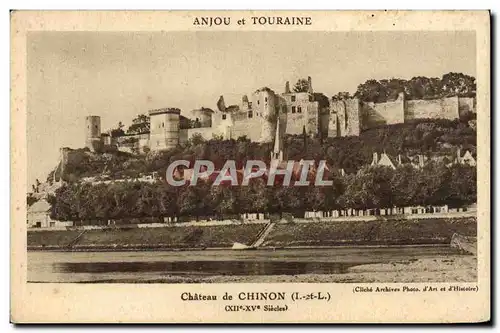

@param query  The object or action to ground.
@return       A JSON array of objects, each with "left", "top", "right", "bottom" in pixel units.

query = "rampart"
[
  {"left": 362, "top": 94, "right": 405, "bottom": 129},
  {"left": 332, "top": 98, "right": 361, "bottom": 136},
  {"left": 330, "top": 95, "right": 476, "bottom": 137},
  {"left": 405, "top": 96, "right": 459, "bottom": 121}
]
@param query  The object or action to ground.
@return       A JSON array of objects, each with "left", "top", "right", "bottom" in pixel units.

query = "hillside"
[{"left": 48, "top": 117, "right": 475, "bottom": 182}]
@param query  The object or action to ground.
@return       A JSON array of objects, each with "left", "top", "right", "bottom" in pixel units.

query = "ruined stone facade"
[{"left": 178, "top": 76, "right": 323, "bottom": 147}]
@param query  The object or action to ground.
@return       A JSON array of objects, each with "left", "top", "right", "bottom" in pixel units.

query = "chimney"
[
  {"left": 418, "top": 154, "right": 424, "bottom": 168},
  {"left": 285, "top": 81, "right": 291, "bottom": 94},
  {"left": 398, "top": 154, "right": 402, "bottom": 166},
  {"left": 457, "top": 148, "right": 462, "bottom": 163},
  {"left": 372, "top": 152, "right": 378, "bottom": 165},
  {"left": 307, "top": 76, "right": 313, "bottom": 94}
]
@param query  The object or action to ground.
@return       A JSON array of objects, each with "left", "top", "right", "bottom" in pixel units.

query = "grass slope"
[
  {"left": 27, "top": 217, "right": 477, "bottom": 250},
  {"left": 264, "top": 217, "right": 477, "bottom": 247}
]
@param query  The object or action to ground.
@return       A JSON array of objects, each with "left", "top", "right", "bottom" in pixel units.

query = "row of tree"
[
  {"left": 48, "top": 162, "right": 476, "bottom": 223},
  {"left": 333, "top": 72, "right": 476, "bottom": 103}
]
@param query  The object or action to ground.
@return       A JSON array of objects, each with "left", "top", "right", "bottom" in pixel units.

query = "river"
[{"left": 27, "top": 246, "right": 474, "bottom": 283}]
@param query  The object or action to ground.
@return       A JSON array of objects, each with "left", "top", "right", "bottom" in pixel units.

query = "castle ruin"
[{"left": 85, "top": 76, "right": 476, "bottom": 154}]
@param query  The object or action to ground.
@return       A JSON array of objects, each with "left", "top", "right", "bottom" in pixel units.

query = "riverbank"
[
  {"left": 33, "top": 255, "right": 476, "bottom": 284},
  {"left": 192, "top": 255, "right": 477, "bottom": 283},
  {"left": 28, "top": 247, "right": 476, "bottom": 283},
  {"left": 95, "top": 256, "right": 477, "bottom": 283},
  {"left": 27, "top": 216, "right": 477, "bottom": 251}
]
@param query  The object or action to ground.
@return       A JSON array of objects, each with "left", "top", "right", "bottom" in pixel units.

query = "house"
[
  {"left": 456, "top": 149, "right": 477, "bottom": 166},
  {"left": 408, "top": 154, "right": 427, "bottom": 169},
  {"left": 370, "top": 152, "right": 397, "bottom": 170},
  {"left": 27, "top": 199, "right": 73, "bottom": 228}
]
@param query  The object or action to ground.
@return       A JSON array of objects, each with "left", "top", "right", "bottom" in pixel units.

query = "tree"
[
  {"left": 127, "top": 114, "right": 150, "bottom": 135},
  {"left": 342, "top": 166, "right": 394, "bottom": 210},
  {"left": 27, "top": 195, "right": 37, "bottom": 207},
  {"left": 441, "top": 72, "right": 476, "bottom": 97},
  {"left": 303, "top": 186, "right": 325, "bottom": 212},
  {"left": 237, "top": 135, "right": 250, "bottom": 142},
  {"left": 188, "top": 133, "right": 206, "bottom": 146},
  {"left": 293, "top": 79, "right": 309, "bottom": 93},
  {"left": 209, "top": 186, "right": 236, "bottom": 219},
  {"left": 442, "top": 164, "right": 476, "bottom": 207},
  {"left": 350, "top": 73, "right": 476, "bottom": 103},
  {"left": 354, "top": 79, "right": 386, "bottom": 103},
  {"left": 322, "top": 173, "right": 345, "bottom": 211},
  {"left": 405, "top": 76, "right": 442, "bottom": 100},
  {"left": 48, "top": 184, "right": 82, "bottom": 221},
  {"left": 412, "top": 162, "right": 451, "bottom": 206},
  {"left": 110, "top": 122, "right": 125, "bottom": 137},
  {"left": 331, "top": 92, "right": 351, "bottom": 101},
  {"left": 136, "top": 183, "right": 162, "bottom": 218},
  {"left": 390, "top": 164, "right": 419, "bottom": 208},
  {"left": 177, "top": 183, "right": 210, "bottom": 220},
  {"left": 157, "top": 184, "right": 179, "bottom": 220},
  {"left": 267, "top": 186, "right": 304, "bottom": 217},
  {"left": 236, "top": 178, "right": 268, "bottom": 214}
]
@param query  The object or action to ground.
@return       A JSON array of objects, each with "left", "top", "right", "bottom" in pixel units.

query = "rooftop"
[{"left": 148, "top": 108, "right": 181, "bottom": 116}]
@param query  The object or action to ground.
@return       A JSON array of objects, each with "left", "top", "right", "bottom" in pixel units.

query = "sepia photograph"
[
  {"left": 26, "top": 30, "right": 479, "bottom": 284},
  {"left": 11, "top": 10, "right": 490, "bottom": 323}
]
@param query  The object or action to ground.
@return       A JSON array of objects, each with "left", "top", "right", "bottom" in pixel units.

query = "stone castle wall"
[
  {"left": 329, "top": 100, "right": 344, "bottom": 137},
  {"left": 231, "top": 117, "right": 263, "bottom": 141},
  {"left": 121, "top": 93, "right": 466, "bottom": 150},
  {"left": 179, "top": 127, "right": 216, "bottom": 145},
  {"left": 191, "top": 109, "right": 213, "bottom": 127},
  {"left": 361, "top": 95, "right": 405, "bottom": 129},
  {"left": 344, "top": 99, "right": 361, "bottom": 136},
  {"left": 58, "top": 147, "right": 89, "bottom": 181},
  {"left": 252, "top": 89, "right": 278, "bottom": 142},
  {"left": 330, "top": 95, "right": 476, "bottom": 138},
  {"left": 60, "top": 147, "right": 82, "bottom": 171},
  {"left": 405, "top": 96, "right": 459, "bottom": 121},
  {"left": 285, "top": 113, "right": 307, "bottom": 135},
  {"left": 320, "top": 112, "right": 332, "bottom": 137},
  {"left": 305, "top": 102, "right": 319, "bottom": 136},
  {"left": 283, "top": 101, "right": 319, "bottom": 136},
  {"left": 115, "top": 133, "right": 150, "bottom": 153},
  {"left": 458, "top": 97, "right": 476, "bottom": 117},
  {"left": 332, "top": 98, "right": 361, "bottom": 137}
]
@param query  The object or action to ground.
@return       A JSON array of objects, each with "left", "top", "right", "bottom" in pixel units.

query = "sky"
[{"left": 27, "top": 31, "right": 476, "bottom": 188}]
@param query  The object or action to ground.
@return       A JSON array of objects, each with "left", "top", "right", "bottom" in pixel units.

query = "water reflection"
[
  {"left": 28, "top": 246, "right": 464, "bottom": 283},
  {"left": 55, "top": 260, "right": 360, "bottom": 276}
]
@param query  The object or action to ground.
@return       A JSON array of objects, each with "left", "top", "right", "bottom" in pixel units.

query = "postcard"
[{"left": 11, "top": 10, "right": 490, "bottom": 323}]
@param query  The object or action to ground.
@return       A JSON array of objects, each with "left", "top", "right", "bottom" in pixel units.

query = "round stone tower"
[
  {"left": 85, "top": 115, "right": 102, "bottom": 152},
  {"left": 191, "top": 107, "right": 213, "bottom": 128},
  {"left": 252, "top": 88, "right": 278, "bottom": 143},
  {"left": 149, "top": 108, "right": 181, "bottom": 151}
]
